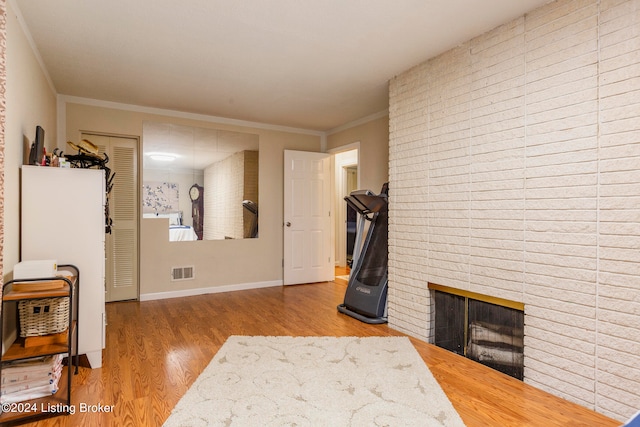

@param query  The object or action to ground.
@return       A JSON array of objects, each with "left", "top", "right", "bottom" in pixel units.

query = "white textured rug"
[{"left": 163, "top": 336, "right": 466, "bottom": 426}]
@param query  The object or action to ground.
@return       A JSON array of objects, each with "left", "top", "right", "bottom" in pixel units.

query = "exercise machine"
[
  {"left": 242, "top": 200, "right": 258, "bottom": 238},
  {"left": 337, "top": 183, "right": 388, "bottom": 324}
]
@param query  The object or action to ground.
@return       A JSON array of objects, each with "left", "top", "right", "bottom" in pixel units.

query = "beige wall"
[
  {"left": 63, "top": 101, "right": 321, "bottom": 296},
  {"left": 3, "top": 2, "right": 57, "bottom": 279},
  {"left": 326, "top": 115, "right": 389, "bottom": 267},
  {"left": 388, "top": 0, "right": 640, "bottom": 422},
  {"left": 327, "top": 114, "right": 389, "bottom": 192}
]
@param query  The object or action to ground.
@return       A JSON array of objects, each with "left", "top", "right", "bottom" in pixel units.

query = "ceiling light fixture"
[{"left": 147, "top": 152, "right": 178, "bottom": 161}]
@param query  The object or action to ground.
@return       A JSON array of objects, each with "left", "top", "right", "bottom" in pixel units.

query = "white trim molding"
[{"left": 139, "top": 280, "right": 282, "bottom": 301}]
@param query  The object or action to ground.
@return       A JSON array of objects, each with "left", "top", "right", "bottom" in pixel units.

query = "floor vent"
[{"left": 171, "top": 266, "right": 195, "bottom": 281}]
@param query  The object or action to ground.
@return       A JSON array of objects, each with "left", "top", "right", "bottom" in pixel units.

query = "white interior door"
[{"left": 283, "top": 150, "right": 333, "bottom": 285}]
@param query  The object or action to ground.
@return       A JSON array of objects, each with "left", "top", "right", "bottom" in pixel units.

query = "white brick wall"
[
  {"left": 388, "top": 0, "right": 640, "bottom": 421},
  {"left": 204, "top": 151, "right": 258, "bottom": 240}
]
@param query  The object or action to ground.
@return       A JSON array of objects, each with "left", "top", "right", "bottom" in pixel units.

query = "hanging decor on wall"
[{"left": 142, "top": 181, "right": 179, "bottom": 213}]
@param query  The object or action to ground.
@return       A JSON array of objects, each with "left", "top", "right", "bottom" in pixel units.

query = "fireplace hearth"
[{"left": 430, "top": 283, "right": 524, "bottom": 380}]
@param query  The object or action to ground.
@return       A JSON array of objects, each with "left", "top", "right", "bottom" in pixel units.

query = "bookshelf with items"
[{"left": 0, "top": 267, "right": 79, "bottom": 424}]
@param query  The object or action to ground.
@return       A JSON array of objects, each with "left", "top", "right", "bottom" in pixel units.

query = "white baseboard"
[{"left": 139, "top": 280, "right": 283, "bottom": 301}]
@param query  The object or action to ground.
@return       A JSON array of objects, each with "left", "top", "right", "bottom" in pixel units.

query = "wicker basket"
[{"left": 18, "top": 297, "right": 70, "bottom": 337}]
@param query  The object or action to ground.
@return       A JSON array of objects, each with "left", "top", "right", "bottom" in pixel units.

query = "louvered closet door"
[{"left": 83, "top": 133, "right": 139, "bottom": 302}]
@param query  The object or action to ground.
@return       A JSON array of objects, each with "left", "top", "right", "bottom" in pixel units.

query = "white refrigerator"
[{"left": 21, "top": 165, "right": 106, "bottom": 368}]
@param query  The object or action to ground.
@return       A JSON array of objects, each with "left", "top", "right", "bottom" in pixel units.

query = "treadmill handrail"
[{"left": 344, "top": 191, "right": 387, "bottom": 216}]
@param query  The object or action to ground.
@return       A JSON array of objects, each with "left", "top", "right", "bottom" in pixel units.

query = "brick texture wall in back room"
[{"left": 387, "top": 0, "right": 640, "bottom": 422}]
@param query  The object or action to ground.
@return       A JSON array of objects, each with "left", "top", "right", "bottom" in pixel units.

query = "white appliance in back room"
[{"left": 20, "top": 165, "right": 106, "bottom": 368}]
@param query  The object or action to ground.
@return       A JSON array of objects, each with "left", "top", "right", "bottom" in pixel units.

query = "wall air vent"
[{"left": 171, "top": 266, "right": 195, "bottom": 281}]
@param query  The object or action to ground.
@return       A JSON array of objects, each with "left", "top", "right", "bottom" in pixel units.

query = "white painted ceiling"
[{"left": 14, "top": 0, "right": 550, "bottom": 132}]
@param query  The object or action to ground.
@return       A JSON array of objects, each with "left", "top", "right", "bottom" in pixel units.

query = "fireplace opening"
[{"left": 430, "top": 284, "right": 524, "bottom": 380}]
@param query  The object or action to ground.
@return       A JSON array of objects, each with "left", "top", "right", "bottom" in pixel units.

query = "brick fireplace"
[
  {"left": 386, "top": 0, "right": 640, "bottom": 421},
  {"left": 430, "top": 283, "right": 524, "bottom": 380}
]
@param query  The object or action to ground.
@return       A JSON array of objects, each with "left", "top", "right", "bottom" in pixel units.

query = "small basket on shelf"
[{"left": 18, "top": 297, "right": 70, "bottom": 337}]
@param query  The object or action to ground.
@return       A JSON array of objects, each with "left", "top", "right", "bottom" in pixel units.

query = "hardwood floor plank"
[{"left": 14, "top": 281, "right": 619, "bottom": 427}]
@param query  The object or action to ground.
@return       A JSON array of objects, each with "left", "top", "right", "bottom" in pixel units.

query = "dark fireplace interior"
[{"left": 432, "top": 286, "right": 524, "bottom": 380}]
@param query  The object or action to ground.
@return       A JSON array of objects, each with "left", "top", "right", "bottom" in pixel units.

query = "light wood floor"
[{"left": 18, "top": 279, "right": 618, "bottom": 427}]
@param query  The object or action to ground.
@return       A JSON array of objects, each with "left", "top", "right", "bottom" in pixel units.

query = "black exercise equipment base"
[{"left": 337, "top": 303, "right": 388, "bottom": 324}]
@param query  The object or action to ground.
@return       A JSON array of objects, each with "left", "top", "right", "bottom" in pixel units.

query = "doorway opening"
[
  {"left": 332, "top": 147, "right": 359, "bottom": 283},
  {"left": 345, "top": 165, "right": 358, "bottom": 268}
]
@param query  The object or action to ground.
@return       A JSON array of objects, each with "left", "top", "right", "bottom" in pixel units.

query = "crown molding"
[
  {"left": 325, "top": 109, "right": 389, "bottom": 136},
  {"left": 58, "top": 95, "right": 326, "bottom": 137}
]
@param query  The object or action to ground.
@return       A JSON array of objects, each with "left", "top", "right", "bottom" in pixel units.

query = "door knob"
[{"left": 286, "top": 222, "right": 291, "bottom": 227}]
